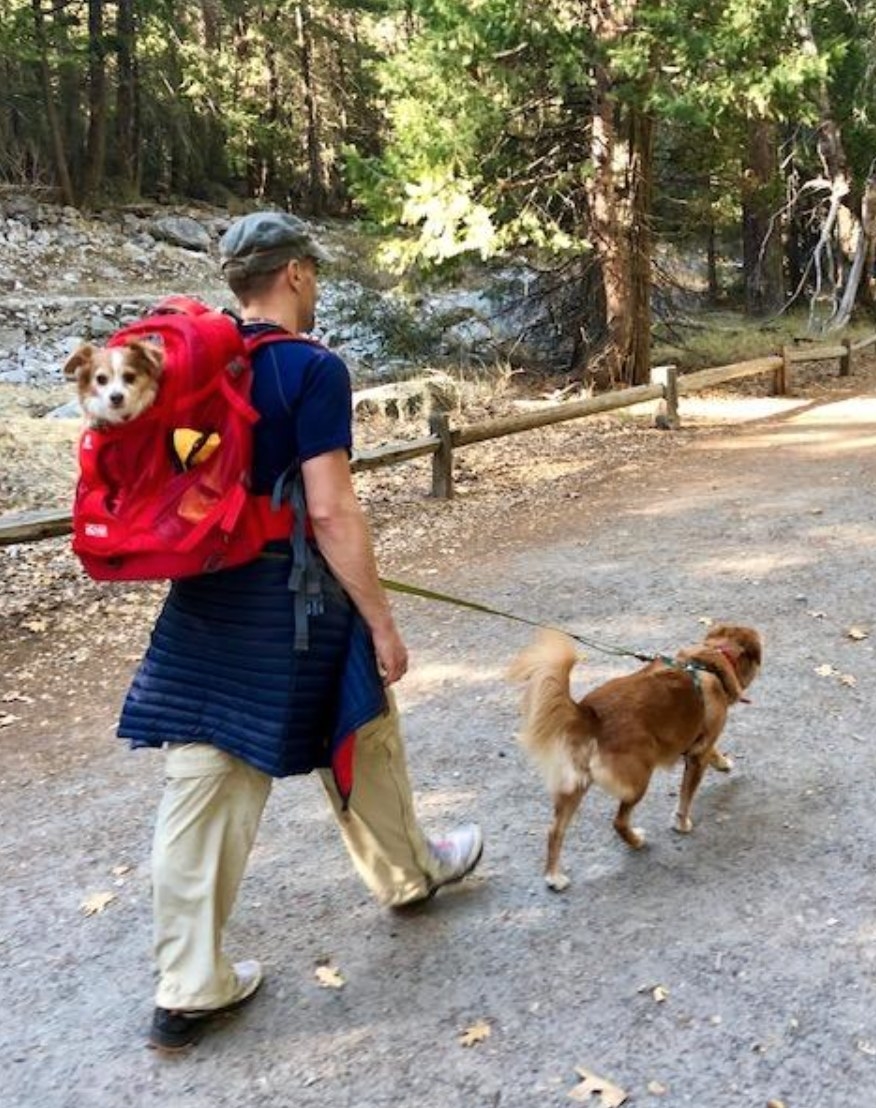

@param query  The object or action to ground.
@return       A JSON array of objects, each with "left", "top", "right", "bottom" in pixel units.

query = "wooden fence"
[{"left": 2, "top": 331, "right": 875, "bottom": 547}]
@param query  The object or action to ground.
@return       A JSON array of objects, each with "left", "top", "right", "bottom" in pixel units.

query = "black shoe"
[
  {"left": 148, "top": 960, "right": 264, "bottom": 1052},
  {"left": 149, "top": 1007, "right": 208, "bottom": 1052}
]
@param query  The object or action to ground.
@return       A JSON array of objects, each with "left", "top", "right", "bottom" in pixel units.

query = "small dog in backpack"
[
  {"left": 64, "top": 340, "right": 164, "bottom": 427},
  {"left": 509, "top": 623, "right": 762, "bottom": 891}
]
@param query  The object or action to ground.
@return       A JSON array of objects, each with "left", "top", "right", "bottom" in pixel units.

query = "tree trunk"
[
  {"left": 233, "top": 11, "right": 262, "bottom": 199},
  {"left": 30, "top": 0, "right": 75, "bottom": 206},
  {"left": 586, "top": 61, "right": 629, "bottom": 386},
  {"left": 831, "top": 174, "right": 876, "bottom": 324},
  {"left": 258, "top": 9, "right": 282, "bottom": 199},
  {"left": 706, "top": 182, "right": 719, "bottom": 303},
  {"left": 201, "top": 0, "right": 222, "bottom": 49},
  {"left": 115, "top": 0, "right": 139, "bottom": 192},
  {"left": 783, "top": 141, "right": 806, "bottom": 299},
  {"left": 51, "top": 0, "right": 83, "bottom": 189},
  {"left": 791, "top": 2, "right": 860, "bottom": 332},
  {"left": 585, "top": 1, "right": 652, "bottom": 388},
  {"left": 81, "top": 0, "right": 108, "bottom": 206},
  {"left": 626, "top": 105, "right": 653, "bottom": 385},
  {"left": 742, "top": 117, "right": 784, "bottom": 316},
  {"left": 861, "top": 176, "right": 876, "bottom": 311},
  {"left": 296, "top": 0, "right": 326, "bottom": 215}
]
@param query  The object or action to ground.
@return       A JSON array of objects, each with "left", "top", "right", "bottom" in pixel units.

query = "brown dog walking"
[{"left": 510, "top": 624, "right": 762, "bottom": 891}]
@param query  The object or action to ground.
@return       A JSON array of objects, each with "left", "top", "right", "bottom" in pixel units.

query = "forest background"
[{"left": 2, "top": 0, "right": 876, "bottom": 386}]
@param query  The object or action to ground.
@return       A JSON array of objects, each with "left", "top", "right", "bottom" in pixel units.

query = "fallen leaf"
[
  {"left": 651, "top": 985, "right": 669, "bottom": 1003},
  {"left": 314, "top": 964, "right": 345, "bottom": 989},
  {"left": 2, "top": 691, "right": 33, "bottom": 704},
  {"left": 22, "top": 619, "right": 47, "bottom": 633},
  {"left": 0, "top": 713, "right": 18, "bottom": 728},
  {"left": 814, "top": 664, "right": 838, "bottom": 677},
  {"left": 846, "top": 626, "right": 869, "bottom": 641},
  {"left": 647, "top": 1080, "right": 668, "bottom": 1096},
  {"left": 568, "top": 1067, "right": 628, "bottom": 1106},
  {"left": 459, "top": 1020, "right": 491, "bottom": 1047},
  {"left": 839, "top": 673, "right": 857, "bottom": 687},
  {"left": 80, "top": 891, "right": 116, "bottom": 916},
  {"left": 766, "top": 1100, "right": 786, "bottom": 1108},
  {"left": 111, "top": 864, "right": 132, "bottom": 877}
]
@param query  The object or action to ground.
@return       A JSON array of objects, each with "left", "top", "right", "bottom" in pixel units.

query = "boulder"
[
  {"left": 149, "top": 215, "right": 212, "bottom": 252},
  {"left": 2, "top": 194, "right": 39, "bottom": 223}
]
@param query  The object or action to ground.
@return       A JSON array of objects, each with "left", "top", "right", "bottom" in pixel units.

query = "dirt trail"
[{"left": 2, "top": 387, "right": 876, "bottom": 1108}]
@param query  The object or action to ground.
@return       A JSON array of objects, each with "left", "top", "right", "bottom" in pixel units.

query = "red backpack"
[{"left": 72, "top": 296, "right": 311, "bottom": 581}]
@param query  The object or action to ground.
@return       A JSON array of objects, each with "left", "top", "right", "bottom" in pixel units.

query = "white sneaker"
[
  {"left": 426, "top": 823, "right": 484, "bottom": 894},
  {"left": 226, "top": 959, "right": 263, "bottom": 1007}
]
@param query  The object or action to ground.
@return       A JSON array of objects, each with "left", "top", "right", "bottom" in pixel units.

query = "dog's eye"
[
  {"left": 95, "top": 373, "right": 109, "bottom": 385},
  {"left": 122, "top": 371, "right": 137, "bottom": 385}
]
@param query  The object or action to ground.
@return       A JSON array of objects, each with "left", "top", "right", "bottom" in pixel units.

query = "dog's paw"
[
  {"left": 545, "top": 872, "right": 570, "bottom": 892},
  {"left": 616, "top": 825, "right": 647, "bottom": 849},
  {"left": 673, "top": 813, "right": 693, "bottom": 834},
  {"left": 709, "top": 751, "right": 733, "bottom": 773}
]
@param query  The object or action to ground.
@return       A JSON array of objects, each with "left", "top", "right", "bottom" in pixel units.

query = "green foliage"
[
  {"left": 2, "top": 0, "right": 875, "bottom": 329},
  {"left": 346, "top": 0, "right": 597, "bottom": 268},
  {"left": 345, "top": 0, "right": 857, "bottom": 272}
]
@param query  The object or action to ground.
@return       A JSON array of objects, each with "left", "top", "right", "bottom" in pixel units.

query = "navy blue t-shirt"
[{"left": 244, "top": 325, "right": 353, "bottom": 495}]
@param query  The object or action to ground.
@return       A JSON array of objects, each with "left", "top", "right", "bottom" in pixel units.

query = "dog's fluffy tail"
[{"left": 508, "top": 630, "right": 596, "bottom": 773}]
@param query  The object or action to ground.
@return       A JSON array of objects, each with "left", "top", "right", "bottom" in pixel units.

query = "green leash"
[
  {"left": 381, "top": 579, "right": 735, "bottom": 702},
  {"left": 380, "top": 577, "right": 652, "bottom": 662}
]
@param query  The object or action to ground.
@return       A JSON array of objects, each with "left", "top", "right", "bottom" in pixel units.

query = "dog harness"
[{"left": 655, "top": 655, "right": 740, "bottom": 703}]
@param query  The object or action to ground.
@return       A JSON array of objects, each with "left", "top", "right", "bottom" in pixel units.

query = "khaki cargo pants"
[{"left": 151, "top": 691, "right": 438, "bottom": 1011}]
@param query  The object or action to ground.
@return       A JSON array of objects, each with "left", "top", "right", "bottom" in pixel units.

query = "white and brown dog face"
[{"left": 64, "top": 340, "right": 163, "bottom": 427}]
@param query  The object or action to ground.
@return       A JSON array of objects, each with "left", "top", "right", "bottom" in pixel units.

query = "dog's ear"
[
  {"left": 708, "top": 624, "right": 762, "bottom": 684},
  {"left": 738, "top": 628, "right": 763, "bottom": 668},
  {"left": 63, "top": 344, "right": 96, "bottom": 382},
  {"left": 712, "top": 625, "right": 762, "bottom": 666},
  {"left": 125, "top": 340, "right": 164, "bottom": 379}
]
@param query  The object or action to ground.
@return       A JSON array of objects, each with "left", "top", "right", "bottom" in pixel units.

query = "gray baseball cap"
[{"left": 219, "top": 211, "right": 333, "bottom": 278}]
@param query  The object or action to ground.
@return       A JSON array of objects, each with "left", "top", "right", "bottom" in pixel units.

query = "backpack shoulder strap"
[{"left": 244, "top": 328, "right": 327, "bottom": 356}]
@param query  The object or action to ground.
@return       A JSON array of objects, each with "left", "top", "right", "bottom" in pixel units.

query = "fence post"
[
  {"left": 840, "top": 337, "right": 853, "bottom": 377},
  {"left": 650, "top": 364, "right": 680, "bottom": 429},
  {"left": 429, "top": 411, "right": 454, "bottom": 499},
  {"left": 773, "top": 346, "right": 790, "bottom": 396}
]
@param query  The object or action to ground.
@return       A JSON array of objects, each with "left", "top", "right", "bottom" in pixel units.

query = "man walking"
[{"left": 118, "top": 211, "right": 483, "bottom": 1051}]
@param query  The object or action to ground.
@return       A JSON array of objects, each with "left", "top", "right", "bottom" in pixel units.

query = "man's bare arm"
[{"left": 301, "top": 449, "right": 408, "bottom": 683}]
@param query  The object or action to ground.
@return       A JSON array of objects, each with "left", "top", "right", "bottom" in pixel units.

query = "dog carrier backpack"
[{"left": 71, "top": 295, "right": 315, "bottom": 582}]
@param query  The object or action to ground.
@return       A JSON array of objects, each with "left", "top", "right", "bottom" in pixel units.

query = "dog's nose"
[{"left": 109, "top": 392, "right": 125, "bottom": 407}]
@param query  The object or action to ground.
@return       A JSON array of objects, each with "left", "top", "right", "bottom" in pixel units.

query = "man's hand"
[{"left": 371, "top": 622, "right": 408, "bottom": 684}]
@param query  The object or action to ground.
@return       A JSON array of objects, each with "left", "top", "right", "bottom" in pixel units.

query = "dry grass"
[
  {"left": 653, "top": 308, "right": 876, "bottom": 372},
  {"left": 0, "top": 384, "right": 79, "bottom": 514}
]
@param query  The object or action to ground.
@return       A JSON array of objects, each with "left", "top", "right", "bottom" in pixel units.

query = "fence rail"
[{"left": 2, "top": 331, "right": 874, "bottom": 547}]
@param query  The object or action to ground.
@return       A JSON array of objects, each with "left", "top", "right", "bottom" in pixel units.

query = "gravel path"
[{"left": 2, "top": 386, "right": 875, "bottom": 1108}]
